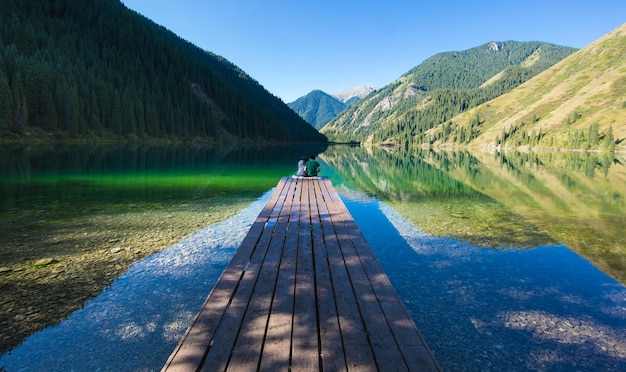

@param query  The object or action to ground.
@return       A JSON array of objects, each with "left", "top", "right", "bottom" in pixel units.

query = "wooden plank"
[
  {"left": 224, "top": 183, "right": 294, "bottom": 369},
  {"left": 258, "top": 178, "right": 299, "bottom": 370},
  {"left": 330, "top": 198, "right": 407, "bottom": 370},
  {"left": 345, "top": 217, "right": 440, "bottom": 371},
  {"left": 322, "top": 179, "right": 439, "bottom": 371}
]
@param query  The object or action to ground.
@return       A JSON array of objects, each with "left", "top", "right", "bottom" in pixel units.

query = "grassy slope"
[{"left": 451, "top": 23, "right": 626, "bottom": 151}]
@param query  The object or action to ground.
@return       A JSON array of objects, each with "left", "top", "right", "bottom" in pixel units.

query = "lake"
[{"left": 1, "top": 144, "right": 625, "bottom": 371}]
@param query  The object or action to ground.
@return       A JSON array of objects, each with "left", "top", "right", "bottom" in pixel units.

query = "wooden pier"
[{"left": 163, "top": 177, "right": 439, "bottom": 371}]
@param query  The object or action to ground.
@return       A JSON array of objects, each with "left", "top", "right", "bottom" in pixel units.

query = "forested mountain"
[
  {"left": 438, "top": 23, "right": 626, "bottom": 152},
  {"left": 0, "top": 0, "right": 327, "bottom": 143},
  {"left": 321, "top": 41, "right": 577, "bottom": 144},
  {"left": 287, "top": 90, "right": 346, "bottom": 129}
]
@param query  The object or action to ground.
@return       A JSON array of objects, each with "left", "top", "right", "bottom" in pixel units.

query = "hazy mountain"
[
  {"left": 0, "top": 0, "right": 327, "bottom": 144},
  {"left": 288, "top": 84, "right": 378, "bottom": 129},
  {"left": 333, "top": 84, "right": 378, "bottom": 106},
  {"left": 444, "top": 23, "right": 626, "bottom": 152},
  {"left": 287, "top": 90, "right": 346, "bottom": 129},
  {"left": 321, "top": 41, "right": 577, "bottom": 145}
]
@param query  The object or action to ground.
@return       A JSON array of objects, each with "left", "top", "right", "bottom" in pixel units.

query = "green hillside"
[
  {"left": 446, "top": 23, "right": 626, "bottom": 152},
  {"left": 287, "top": 90, "right": 346, "bottom": 129},
  {"left": 321, "top": 41, "right": 576, "bottom": 144},
  {"left": 0, "top": 0, "right": 327, "bottom": 144}
]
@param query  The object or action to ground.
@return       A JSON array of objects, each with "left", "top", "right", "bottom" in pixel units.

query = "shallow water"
[
  {"left": 0, "top": 190, "right": 271, "bottom": 371},
  {"left": 2, "top": 191, "right": 624, "bottom": 371},
  {"left": 346, "top": 197, "right": 626, "bottom": 371}
]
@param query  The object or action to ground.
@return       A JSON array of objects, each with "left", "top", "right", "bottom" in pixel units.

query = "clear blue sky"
[{"left": 121, "top": 0, "right": 625, "bottom": 103}]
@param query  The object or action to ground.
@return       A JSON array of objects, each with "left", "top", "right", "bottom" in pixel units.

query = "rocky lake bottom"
[{"left": 0, "top": 193, "right": 255, "bottom": 355}]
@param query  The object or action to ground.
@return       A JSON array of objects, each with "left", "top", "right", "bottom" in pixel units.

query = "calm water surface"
[{"left": 1, "top": 145, "right": 625, "bottom": 371}]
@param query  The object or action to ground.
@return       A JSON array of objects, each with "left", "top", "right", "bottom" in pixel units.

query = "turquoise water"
[{"left": 1, "top": 145, "right": 625, "bottom": 371}]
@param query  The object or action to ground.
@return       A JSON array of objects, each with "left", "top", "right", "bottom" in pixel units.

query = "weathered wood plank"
[
  {"left": 225, "top": 208, "right": 291, "bottom": 368},
  {"left": 291, "top": 179, "right": 320, "bottom": 370},
  {"left": 330, "top": 199, "right": 407, "bottom": 370},
  {"left": 322, "top": 178, "right": 438, "bottom": 371},
  {"left": 345, "top": 217, "right": 440, "bottom": 371}
]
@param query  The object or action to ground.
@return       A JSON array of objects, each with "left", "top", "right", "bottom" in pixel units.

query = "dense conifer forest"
[{"left": 0, "top": 0, "right": 327, "bottom": 143}]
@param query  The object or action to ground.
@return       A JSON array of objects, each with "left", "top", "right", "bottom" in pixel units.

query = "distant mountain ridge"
[
  {"left": 321, "top": 41, "right": 578, "bottom": 145},
  {"left": 288, "top": 84, "right": 377, "bottom": 129},
  {"left": 287, "top": 90, "right": 346, "bottom": 130}
]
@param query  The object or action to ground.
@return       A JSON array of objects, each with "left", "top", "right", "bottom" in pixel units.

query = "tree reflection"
[{"left": 320, "top": 145, "right": 626, "bottom": 284}]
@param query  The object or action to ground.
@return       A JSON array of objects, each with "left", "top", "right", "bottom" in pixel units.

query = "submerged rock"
[{"left": 33, "top": 258, "right": 58, "bottom": 267}]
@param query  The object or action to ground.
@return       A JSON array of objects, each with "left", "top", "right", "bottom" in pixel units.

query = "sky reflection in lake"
[{"left": 344, "top": 195, "right": 626, "bottom": 371}]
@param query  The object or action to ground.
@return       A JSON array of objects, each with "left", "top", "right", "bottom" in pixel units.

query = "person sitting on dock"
[
  {"left": 296, "top": 156, "right": 307, "bottom": 177},
  {"left": 304, "top": 155, "right": 321, "bottom": 177}
]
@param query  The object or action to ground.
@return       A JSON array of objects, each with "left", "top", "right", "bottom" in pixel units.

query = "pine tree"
[
  {"left": 0, "top": 69, "right": 13, "bottom": 133},
  {"left": 12, "top": 73, "right": 27, "bottom": 134},
  {"left": 65, "top": 85, "right": 80, "bottom": 135},
  {"left": 604, "top": 125, "right": 615, "bottom": 151},
  {"left": 110, "top": 95, "right": 122, "bottom": 135},
  {"left": 588, "top": 122, "right": 600, "bottom": 147}
]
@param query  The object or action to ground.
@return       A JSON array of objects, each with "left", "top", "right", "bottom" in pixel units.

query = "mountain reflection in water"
[{"left": 321, "top": 146, "right": 626, "bottom": 285}]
